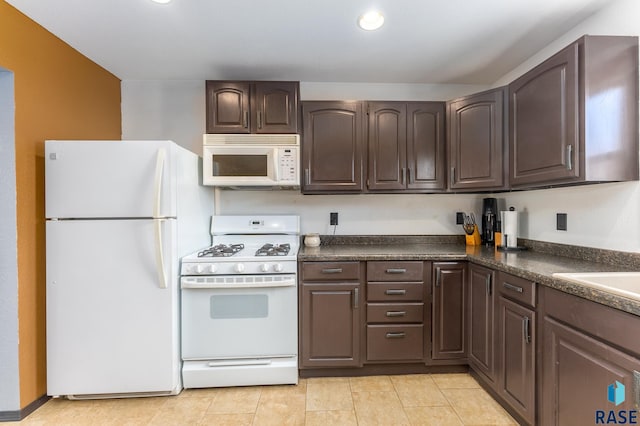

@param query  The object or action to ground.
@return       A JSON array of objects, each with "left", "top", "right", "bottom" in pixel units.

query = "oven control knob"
[
  {"left": 260, "top": 263, "right": 270, "bottom": 272},
  {"left": 207, "top": 264, "right": 217, "bottom": 274},
  {"left": 273, "top": 263, "right": 284, "bottom": 273},
  {"left": 194, "top": 264, "right": 204, "bottom": 274},
  {"left": 234, "top": 263, "right": 245, "bottom": 273}
]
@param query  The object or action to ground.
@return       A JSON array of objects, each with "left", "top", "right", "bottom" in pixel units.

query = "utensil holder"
[{"left": 465, "top": 225, "right": 481, "bottom": 246}]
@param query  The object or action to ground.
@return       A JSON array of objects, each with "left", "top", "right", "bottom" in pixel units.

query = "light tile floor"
[{"left": 9, "top": 373, "right": 518, "bottom": 425}]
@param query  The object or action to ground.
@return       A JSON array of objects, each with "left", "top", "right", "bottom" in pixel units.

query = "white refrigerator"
[{"left": 45, "top": 140, "right": 213, "bottom": 399}]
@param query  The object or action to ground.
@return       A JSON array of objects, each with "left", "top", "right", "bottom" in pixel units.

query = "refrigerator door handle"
[
  {"left": 154, "top": 219, "right": 168, "bottom": 289},
  {"left": 153, "top": 148, "right": 166, "bottom": 218}
]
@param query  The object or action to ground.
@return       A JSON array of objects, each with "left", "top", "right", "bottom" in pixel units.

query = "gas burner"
[
  {"left": 198, "top": 243, "right": 245, "bottom": 257},
  {"left": 255, "top": 243, "right": 291, "bottom": 256}
]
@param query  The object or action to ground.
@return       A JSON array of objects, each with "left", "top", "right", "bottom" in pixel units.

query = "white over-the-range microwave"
[{"left": 202, "top": 134, "right": 300, "bottom": 187}]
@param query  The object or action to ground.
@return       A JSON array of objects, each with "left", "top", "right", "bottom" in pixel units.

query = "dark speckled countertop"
[{"left": 298, "top": 235, "right": 640, "bottom": 317}]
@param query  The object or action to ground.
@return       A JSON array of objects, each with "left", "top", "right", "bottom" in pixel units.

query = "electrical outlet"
[
  {"left": 557, "top": 213, "right": 567, "bottom": 231},
  {"left": 456, "top": 212, "right": 465, "bottom": 225},
  {"left": 330, "top": 212, "right": 338, "bottom": 226}
]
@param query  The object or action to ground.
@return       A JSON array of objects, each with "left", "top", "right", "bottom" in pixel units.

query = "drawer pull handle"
[
  {"left": 386, "top": 311, "right": 406, "bottom": 317},
  {"left": 321, "top": 268, "right": 343, "bottom": 274},
  {"left": 385, "top": 289, "right": 407, "bottom": 296},
  {"left": 386, "top": 332, "right": 406, "bottom": 339},
  {"left": 385, "top": 268, "right": 407, "bottom": 274},
  {"left": 503, "top": 282, "right": 524, "bottom": 293}
]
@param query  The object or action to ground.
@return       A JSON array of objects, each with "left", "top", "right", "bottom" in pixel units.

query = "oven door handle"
[
  {"left": 207, "top": 359, "right": 272, "bottom": 367},
  {"left": 181, "top": 276, "right": 296, "bottom": 289}
]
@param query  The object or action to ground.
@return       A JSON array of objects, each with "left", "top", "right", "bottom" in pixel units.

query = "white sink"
[{"left": 552, "top": 272, "right": 640, "bottom": 301}]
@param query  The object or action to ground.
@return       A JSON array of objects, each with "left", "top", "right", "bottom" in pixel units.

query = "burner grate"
[
  {"left": 198, "top": 243, "right": 245, "bottom": 257},
  {"left": 255, "top": 243, "right": 291, "bottom": 256}
]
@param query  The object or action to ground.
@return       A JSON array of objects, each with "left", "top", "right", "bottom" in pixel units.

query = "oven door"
[
  {"left": 202, "top": 145, "right": 278, "bottom": 186},
  {"left": 181, "top": 275, "right": 297, "bottom": 360}
]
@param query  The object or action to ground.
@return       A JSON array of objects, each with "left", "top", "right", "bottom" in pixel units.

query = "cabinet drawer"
[
  {"left": 367, "top": 303, "right": 423, "bottom": 323},
  {"left": 302, "top": 262, "right": 361, "bottom": 281},
  {"left": 367, "top": 282, "right": 423, "bottom": 302},
  {"left": 497, "top": 271, "right": 536, "bottom": 308},
  {"left": 367, "top": 261, "right": 423, "bottom": 281},
  {"left": 367, "top": 324, "right": 424, "bottom": 361}
]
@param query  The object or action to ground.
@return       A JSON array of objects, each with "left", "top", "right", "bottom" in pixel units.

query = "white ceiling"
[{"left": 7, "top": 0, "right": 614, "bottom": 84}]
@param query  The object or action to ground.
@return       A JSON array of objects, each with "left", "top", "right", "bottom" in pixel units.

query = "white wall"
[
  {"left": 216, "top": 190, "right": 482, "bottom": 236},
  {"left": 121, "top": 0, "right": 640, "bottom": 252},
  {"left": 492, "top": 0, "right": 640, "bottom": 253},
  {"left": 0, "top": 69, "right": 20, "bottom": 412},
  {"left": 121, "top": 80, "right": 205, "bottom": 155}
]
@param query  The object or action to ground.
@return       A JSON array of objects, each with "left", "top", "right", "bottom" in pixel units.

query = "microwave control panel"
[{"left": 278, "top": 148, "right": 298, "bottom": 182}]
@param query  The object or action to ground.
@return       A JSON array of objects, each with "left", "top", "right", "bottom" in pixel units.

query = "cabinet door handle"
[
  {"left": 486, "top": 274, "right": 492, "bottom": 296},
  {"left": 523, "top": 316, "right": 531, "bottom": 344},
  {"left": 385, "top": 332, "right": 406, "bottom": 339},
  {"left": 566, "top": 144, "right": 573, "bottom": 171},
  {"left": 503, "top": 282, "right": 523, "bottom": 293},
  {"left": 386, "top": 311, "right": 407, "bottom": 317},
  {"left": 305, "top": 168, "right": 310, "bottom": 185},
  {"left": 243, "top": 111, "right": 249, "bottom": 128},
  {"left": 385, "top": 268, "right": 407, "bottom": 274},
  {"left": 385, "top": 289, "right": 407, "bottom": 296},
  {"left": 435, "top": 268, "right": 441, "bottom": 287},
  {"left": 321, "top": 268, "right": 343, "bottom": 274},
  {"left": 401, "top": 168, "right": 406, "bottom": 185},
  {"left": 450, "top": 167, "right": 455, "bottom": 187},
  {"left": 257, "top": 110, "right": 263, "bottom": 129},
  {"left": 353, "top": 288, "right": 359, "bottom": 309}
]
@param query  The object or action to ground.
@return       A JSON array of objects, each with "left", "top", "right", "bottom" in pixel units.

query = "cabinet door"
[
  {"left": 302, "top": 101, "right": 364, "bottom": 192},
  {"left": 300, "top": 282, "right": 361, "bottom": 367},
  {"left": 407, "top": 102, "right": 446, "bottom": 190},
  {"left": 367, "top": 102, "right": 407, "bottom": 191},
  {"left": 432, "top": 262, "right": 467, "bottom": 360},
  {"left": 498, "top": 296, "right": 535, "bottom": 425},
  {"left": 206, "top": 81, "right": 251, "bottom": 133},
  {"left": 509, "top": 42, "right": 579, "bottom": 186},
  {"left": 253, "top": 81, "right": 299, "bottom": 133},
  {"left": 449, "top": 89, "right": 505, "bottom": 190},
  {"left": 468, "top": 265, "right": 496, "bottom": 384},
  {"left": 542, "top": 317, "right": 640, "bottom": 426}
]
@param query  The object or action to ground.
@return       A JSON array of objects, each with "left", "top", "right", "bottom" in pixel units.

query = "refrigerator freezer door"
[
  {"left": 46, "top": 219, "right": 180, "bottom": 397},
  {"left": 45, "top": 140, "right": 177, "bottom": 219}
]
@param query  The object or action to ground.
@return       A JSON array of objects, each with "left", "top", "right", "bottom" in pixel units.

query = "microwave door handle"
[
  {"left": 153, "top": 148, "right": 166, "bottom": 218},
  {"left": 272, "top": 149, "right": 279, "bottom": 183}
]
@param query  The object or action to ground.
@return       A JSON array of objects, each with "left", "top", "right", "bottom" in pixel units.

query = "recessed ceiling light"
[
  {"left": 151, "top": 0, "right": 172, "bottom": 4},
  {"left": 358, "top": 10, "right": 384, "bottom": 31}
]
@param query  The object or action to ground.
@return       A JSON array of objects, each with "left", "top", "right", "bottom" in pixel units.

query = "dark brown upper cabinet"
[
  {"left": 509, "top": 35, "right": 638, "bottom": 188},
  {"left": 206, "top": 81, "right": 299, "bottom": 134},
  {"left": 367, "top": 102, "right": 446, "bottom": 192},
  {"left": 448, "top": 88, "right": 507, "bottom": 191},
  {"left": 301, "top": 101, "right": 365, "bottom": 193}
]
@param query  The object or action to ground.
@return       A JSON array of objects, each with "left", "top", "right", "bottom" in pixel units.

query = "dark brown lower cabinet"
[
  {"left": 540, "top": 286, "right": 640, "bottom": 426},
  {"left": 468, "top": 264, "right": 496, "bottom": 385},
  {"left": 496, "top": 272, "right": 536, "bottom": 425},
  {"left": 365, "top": 261, "right": 427, "bottom": 363},
  {"left": 300, "top": 282, "right": 361, "bottom": 368},
  {"left": 300, "top": 261, "right": 363, "bottom": 368},
  {"left": 432, "top": 262, "right": 467, "bottom": 360}
]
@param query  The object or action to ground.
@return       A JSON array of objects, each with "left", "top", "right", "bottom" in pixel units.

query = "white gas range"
[{"left": 180, "top": 215, "right": 300, "bottom": 388}]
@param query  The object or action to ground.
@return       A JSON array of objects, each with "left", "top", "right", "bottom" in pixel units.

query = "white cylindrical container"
[
  {"left": 501, "top": 209, "right": 519, "bottom": 248},
  {"left": 304, "top": 233, "right": 320, "bottom": 247}
]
